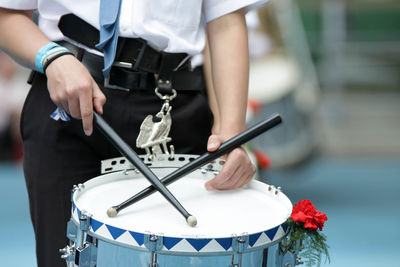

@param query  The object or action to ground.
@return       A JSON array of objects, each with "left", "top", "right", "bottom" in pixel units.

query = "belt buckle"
[
  {"left": 104, "top": 39, "right": 147, "bottom": 91},
  {"left": 104, "top": 61, "right": 133, "bottom": 92}
]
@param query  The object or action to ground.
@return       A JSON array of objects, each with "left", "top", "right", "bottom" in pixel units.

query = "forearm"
[
  {"left": 207, "top": 9, "right": 249, "bottom": 138},
  {"left": 0, "top": 8, "right": 50, "bottom": 68},
  {"left": 202, "top": 39, "right": 220, "bottom": 134}
]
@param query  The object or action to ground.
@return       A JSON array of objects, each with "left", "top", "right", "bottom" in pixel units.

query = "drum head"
[{"left": 72, "top": 156, "right": 292, "bottom": 253}]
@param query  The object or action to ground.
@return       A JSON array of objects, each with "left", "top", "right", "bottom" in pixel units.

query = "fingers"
[
  {"left": 205, "top": 147, "right": 256, "bottom": 191},
  {"left": 92, "top": 80, "right": 106, "bottom": 115},
  {"left": 82, "top": 81, "right": 106, "bottom": 135},
  {"left": 67, "top": 98, "right": 80, "bottom": 119},
  {"left": 55, "top": 81, "right": 103, "bottom": 136},
  {"left": 207, "top": 134, "right": 221, "bottom": 152},
  {"left": 230, "top": 165, "right": 255, "bottom": 189},
  {"left": 46, "top": 56, "right": 106, "bottom": 136},
  {"left": 63, "top": 81, "right": 105, "bottom": 136},
  {"left": 76, "top": 81, "right": 106, "bottom": 135},
  {"left": 79, "top": 87, "right": 94, "bottom": 136},
  {"left": 205, "top": 154, "right": 237, "bottom": 190}
]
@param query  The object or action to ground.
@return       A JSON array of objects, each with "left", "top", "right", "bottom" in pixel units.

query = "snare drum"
[{"left": 61, "top": 155, "right": 293, "bottom": 267}]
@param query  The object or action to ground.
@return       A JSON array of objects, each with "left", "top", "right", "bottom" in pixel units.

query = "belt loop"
[
  {"left": 27, "top": 70, "right": 37, "bottom": 85},
  {"left": 115, "top": 38, "right": 126, "bottom": 64},
  {"left": 76, "top": 47, "right": 85, "bottom": 61},
  {"left": 133, "top": 39, "right": 147, "bottom": 71}
]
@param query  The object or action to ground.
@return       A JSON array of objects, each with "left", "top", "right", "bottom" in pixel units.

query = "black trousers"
[{"left": 21, "top": 71, "right": 212, "bottom": 267}]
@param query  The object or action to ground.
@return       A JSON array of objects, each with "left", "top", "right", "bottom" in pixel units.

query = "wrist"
[
  {"left": 43, "top": 51, "right": 74, "bottom": 74},
  {"left": 220, "top": 119, "right": 245, "bottom": 135},
  {"left": 217, "top": 126, "right": 245, "bottom": 141},
  {"left": 218, "top": 107, "right": 247, "bottom": 133},
  {"left": 35, "top": 42, "right": 71, "bottom": 73}
]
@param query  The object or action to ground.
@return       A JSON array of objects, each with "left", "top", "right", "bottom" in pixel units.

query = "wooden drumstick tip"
[
  {"left": 107, "top": 207, "right": 118, "bottom": 217},
  {"left": 187, "top": 215, "right": 197, "bottom": 227}
]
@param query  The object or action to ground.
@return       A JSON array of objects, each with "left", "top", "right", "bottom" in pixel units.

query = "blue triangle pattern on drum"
[
  {"left": 72, "top": 203, "right": 76, "bottom": 213},
  {"left": 249, "top": 232, "right": 262, "bottom": 247},
  {"left": 77, "top": 208, "right": 81, "bottom": 219},
  {"left": 265, "top": 226, "right": 279, "bottom": 240},
  {"left": 90, "top": 218, "right": 103, "bottom": 232},
  {"left": 163, "top": 237, "right": 182, "bottom": 250},
  {"left": 186, "top": 238, "right": 212, "bottom": 252},
  {"left": 281, "top": 223, "right": 288, "bottom": 233},
  {"left": 215, "top": 237, "right": 232, "bottom": 251},
  {"left": 105, "top": 224, "right": 126, "bottom": 240},
  {"left": 129, "top": 231, "right": 144, "bottom": 246}
]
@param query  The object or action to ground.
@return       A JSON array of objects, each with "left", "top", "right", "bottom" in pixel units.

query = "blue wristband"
[
  {"left": 35, "top": 42, "right": 71, "bottom": 73},
  {"left": 35, "top": 42, "right": 59, "bottom": 73}
]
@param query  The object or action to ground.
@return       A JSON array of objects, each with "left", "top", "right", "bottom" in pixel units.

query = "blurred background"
[{"left": 1, "top": 0, "right": 399, "bottom": 266}]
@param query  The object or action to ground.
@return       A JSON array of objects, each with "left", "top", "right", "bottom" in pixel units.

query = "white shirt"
[{"left": 0, "top": 0, "right": 267, "bottom": 56}]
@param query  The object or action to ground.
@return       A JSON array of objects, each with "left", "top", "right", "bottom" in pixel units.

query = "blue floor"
[
  {"left": 0, "top": 156, "right": 399, "bottom": 267},
  {"left": 0, "top": 163, "right": 37, "bottom": 266}
]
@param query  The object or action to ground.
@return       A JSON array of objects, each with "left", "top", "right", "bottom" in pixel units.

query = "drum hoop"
[{"left": 71, "top": 154, "right": 292, "bottom": 254}]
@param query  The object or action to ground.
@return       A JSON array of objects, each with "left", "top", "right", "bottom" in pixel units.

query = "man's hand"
[
  {"left": 45, "top": 55, "right": 106, "bottom": 135},
  {"left": 205, "top": 134, "right": 256, "bottom": 190}
]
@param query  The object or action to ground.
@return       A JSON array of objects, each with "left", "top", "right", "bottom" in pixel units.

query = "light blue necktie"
[{"left": 96, "top": 0, "right": 122, "bottom": 78}]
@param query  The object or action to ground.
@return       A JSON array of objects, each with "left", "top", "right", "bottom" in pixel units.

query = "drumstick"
[
  {"left": 93, "top": 112, "right": 197, "bottom": 227},
  {"left": 108, "top": 113, "right": 282, "bottom": 217}
]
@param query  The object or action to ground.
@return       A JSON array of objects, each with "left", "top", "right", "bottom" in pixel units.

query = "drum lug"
[
  {"left": 277, "top": 250, "right": 298, "bottom": 267},
  {"left": 60, "top": 240, "right": 97, "bottom": 267},
  {"left": 62, "top": 214, "right": 98, "bottom": 267},
  {"left": 74, "top": 242, "right": 97, "bottom": 267},
  {"left": 277, "top": 240, "right": 302, "bottom": 267},
  {"left": 144, "top": 234, "right": 163, "bottom": 267},
  {"left": 231, "top": 235, "right": 249, "bottom": 267},
  {"left": 66, "top": 219, "right": 78, "bottom": 241},
  {"left": 78, "top": 211, "right": 91, "bottom": 248},
  {"left": 61, "top": 220, "right": 78, "bottom": 265}
]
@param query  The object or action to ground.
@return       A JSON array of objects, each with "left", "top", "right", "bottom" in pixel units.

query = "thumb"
[
  {"left": 92, "top": 81, "right": 106, "bottom": 114},
  {"left": 207, "top": 134, "right": 221, "bottom": 152}
]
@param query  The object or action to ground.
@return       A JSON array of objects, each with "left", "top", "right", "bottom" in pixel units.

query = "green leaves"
[{"left": 282, "top": 219, "right": 330, "bottom": 267}]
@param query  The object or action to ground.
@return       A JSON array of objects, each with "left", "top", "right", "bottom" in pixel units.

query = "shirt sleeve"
[
  {"left": 0, "top": 0, "right": 37, "bottom": 10},
  {"left": 203, "top": 0, "right": 268, "bottom": 22}
]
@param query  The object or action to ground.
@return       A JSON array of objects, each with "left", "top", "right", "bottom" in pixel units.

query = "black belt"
[
  {"left": 58, "top": 14, "right": 188, "bottom": 74},
  {"left": 56, "top": 14, "right": 203, "bottom": 93}
]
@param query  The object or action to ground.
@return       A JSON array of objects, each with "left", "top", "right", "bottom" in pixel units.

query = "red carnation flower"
[
  {"left": 314, "top": 210, "right": 328, "bottom": 231},
  {"left": 291, "top": 200, "right": 327, "bottom": 231}
]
